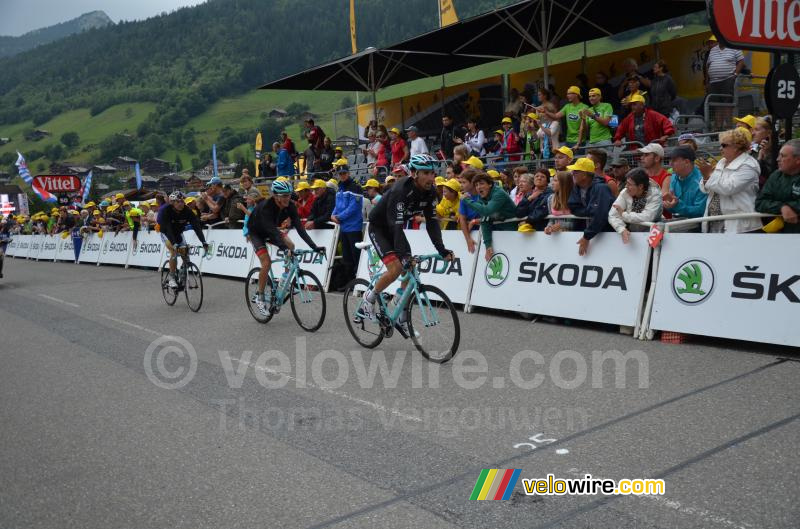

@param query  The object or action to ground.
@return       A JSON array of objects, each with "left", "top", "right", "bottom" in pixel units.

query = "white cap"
[{"left": 638, "top": 143, "right": 664, "bottom": 158}]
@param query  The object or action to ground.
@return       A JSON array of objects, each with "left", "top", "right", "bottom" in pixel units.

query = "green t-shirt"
[
  {"left": 561, "top": 102, "right": 589, "bottom": 144},
  {"left": 586, "top": 102, "right": 614, "bottom": 143}
]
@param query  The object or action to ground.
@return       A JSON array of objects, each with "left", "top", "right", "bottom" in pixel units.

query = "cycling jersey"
[
  {"left": 367, "top": 176, "right": 447, "bottom": 259},
  {"left": 157, "top": 204, "right": 206, "bottom": 246},
  {"left": 246, "top": 197, "right": 318, "bottom": 252}
]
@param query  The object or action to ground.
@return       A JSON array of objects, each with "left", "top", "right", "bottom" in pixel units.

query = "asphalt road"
[{"left": 1, "top": 258, "right": 798, "bottom": 529}]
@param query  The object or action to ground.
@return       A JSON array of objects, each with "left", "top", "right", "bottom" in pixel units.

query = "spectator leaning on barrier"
[
  {"left": 699, "top": 128, "right": 761, "bottom": 233},
  {"left": 436, "top": 178, "right": 461, "bottom": 230},
  {"left": 567, "top": 157, "right": 614, "bottom": 256},
  {"left": 608, "top": 167, "right": 663, "bottom": 243},
  {"left": 221, "top": 184, "right": 245, "bottom": 229},
  {"left": 580, "top": 88, "right": 614, "bottom": 148},
  {"left": 457, "top": 168, "right": 482, "bottom": 253},
  {"left": 462, "top": 171, "right": 518, "bottom": 261},
  {"left": 543, "top": 170, "right": 575, "bottom": 234},
  {"left": 294, "top": 181, "right": 315, "bottom": 220},
  {"left": 331, "top": 159, "right": 364, "bottom": 284},
  {"left": 241, "top": 189, "right": 263, "bottom": 239},
  {"left": 756, "top": 139, "right": 800, "bottom": 233},
  {"left": 516, "top": 169, "right": 552, "bottom": 232},
  {"left": 554, "top": 145, "right": 574, "bottom": 172},
  {"left": 305, "top": 179, "right": 336, "bottom": 230},
  {"left": 586, "top": 149, "right": 617, "bottom": 197},
  {"left": 663, "top": 146, "right": 708, "bottom": 222},
  {"left": 613, "top": 94, "right": 674, "bottom": 148}
]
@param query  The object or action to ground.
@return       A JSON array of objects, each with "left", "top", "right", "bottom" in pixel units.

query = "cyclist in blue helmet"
[
  {"left": 246, "top": 179, "right": 325, "bottom": 315},
  {"left": 360, "top": 153, "right": 454, "bottom": 322}
]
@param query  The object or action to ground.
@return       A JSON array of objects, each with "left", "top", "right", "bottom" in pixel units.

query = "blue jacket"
[
  {"left": 516, "top": 188, "right": 553, "bottom": 231},
  {"left": 332, "top": 178, "right": 364, "bottom": 233},
  {"left": 568, "top": 175, "right": 614, "bottom": 240},
  {"left": 667, "top": 166, "right": 707, "bottom": 218},
  {"left": 276, "top": 149, "right": 293, "bottom": 176}
]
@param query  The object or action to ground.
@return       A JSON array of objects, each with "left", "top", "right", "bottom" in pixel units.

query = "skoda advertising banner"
[
  {"left": 201, "top": 229, "right": 255, "bottom": 278},
  {"left": 28, "top": 236, "right": 43, "bottom": 260},
  {"left": 54, "top": 236, "right": 76, "bottom": 262},
  {"left": 36, "top": 236, "right": 59, "bottom": 261},
  {"left": 15, "top": 235, "right": 33, "bottom": 258},
  {"left": 355, "top": 226, "right": 479, "bottom": 305},
  {"left": 269, "top": 227, "right": 341, "bottom": 289},
  {"left": 650, "top": 233, "right": 800, "bottom": 347},
  {"left": 5, "top": 235, "right": 22, "bottom": 257},
  {"left": 79, "top": 234, "right": 102, "bottom": 265},
  {"left": 127, "top": 231, "right": 166, "bottom": 269},
  {"left": 98, "top": 232, "right": 132, "bottom": 266},
  {"left": 469, "top": 232, "right": 651, "bottom": 326}
]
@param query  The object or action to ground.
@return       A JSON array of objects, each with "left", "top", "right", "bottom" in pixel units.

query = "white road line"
[
  {"left": 38, "top": 294, "right": 80, "bottom": 308},
  {"left": 100, "top": 314, "right": 162, "bottom": 336},
  {"left": 229, "top": 356, "right": 423, "bottom": 423}
]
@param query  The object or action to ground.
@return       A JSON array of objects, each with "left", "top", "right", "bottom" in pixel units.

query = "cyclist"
[
  {"left": 360, "top": 153, "right": 454, "bottom": 323},
  {"left": 158, "top": 191, "right": 209, "bottom": 288},
  {"left": 247, "top": 179, "right": 325, "bottom": 315},
  {"left": 0, "top": 217, "right": 12, "bottom": 279}
]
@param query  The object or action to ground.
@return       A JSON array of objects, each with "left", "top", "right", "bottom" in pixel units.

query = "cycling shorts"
[
  {"left": 367, "top": 224, "right": 399, "bottom": 265},
  {"left": 249, "top": 232, "right": 269, "bottom": 257},
  {"left": 161, "top": 232, "right": 187, "bottom": 250}
]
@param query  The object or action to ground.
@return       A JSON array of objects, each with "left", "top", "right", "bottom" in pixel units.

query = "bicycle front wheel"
[
  {"left": 342, "top": 278, "right": 383, "bottom": 349},
  {"left": 407, "top": 284, "right": 460, "bottom": 363},
  {"left": 290, "top": 270, "right": 326, "bottom": 332},
  {"left": 245, "top": 267, "right": 274, "bottom": 324},
  {"left": 184, "top": 262, "right": 203, "bottom": 312},
  {"left": 160, "top": 261, "right": 177, "bottom": 306}
]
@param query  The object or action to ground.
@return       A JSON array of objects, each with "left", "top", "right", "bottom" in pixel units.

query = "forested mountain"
[{"left": 0, "top": 11, "right": 113, "bottom": 59}]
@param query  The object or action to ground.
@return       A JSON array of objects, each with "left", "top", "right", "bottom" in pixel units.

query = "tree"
[
  {"left": 340, "top": 95, "right": 355, "bottom": 109},
  {"left": 174, "top": 154, "right": 183, "bottom": 171},
  {"left": 60, "top": 131, "right": 80, "bottom": 149},
  {"left": 43, "top": 143, "right": 65, "bottom": 160},
  {"left": 286, "top": 102, "right": 310, "bottom": 118}
]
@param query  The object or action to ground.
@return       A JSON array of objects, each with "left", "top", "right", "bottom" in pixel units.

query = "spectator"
[
  {"left": 488, "top": 130, "right": 504, "bottom": 158},
  {"left": 704, "top": 36, "right": 745, "bottom": 129},
  {"left": 406, "top": 126, "right": 428, "bottom": 156},
  {"left": 509, "top": 165, "right": 528, "bottom": 204},
  {"left": 364, "top": 119, "right": 379, "bottom": 139},
  {"left": 520, "top": 113, "right": 539, "bottom": 161},
  {"left": 363, "top": 130, "right": 379, "bottom": 166},
  {"left": 200, "top": 177, "right": 224, "bottom": 224},
  {"left": 734, "top": 114, "right": 756, "bottom": 133},
  {"left": 699, "top": 128, "right": 761, "bottom": 233},
  {"left": 539, "top": 86, "right": 588, "bottom": 148},
  {"left": 362, "top": 179, "right": 382, "bottom": 218},
  {"left": 554, "top": 145, "right": 574, "bottom": 172},
  {"left": 609, "top": 157, "right": 631, "bottom": 196},
  {"left": 464, "top": 117, "right": 486, "bottom": 156},
  {"left": 383, "top": 174, "right": 397, "bottom": 192},
  {"left": 544, "top": 170, "right": 576, "bottom": 234},
  {"left": 594, "top": 71, "right": 619, "bottom": 113},
  {"left": 280, "top": 131, "right": 297, "bottom": 162},
  {"left": 649, "top": 60, "right": 677, "bottom": 118},
  {"left": 756, "top": 139, "right": 800, "bottom": 232},
  {"left": 389, "top": 127, "right": 409, "bottom": 166},
  {"left": 457, "top": 168, "right": 482, "bottom": 253},
  {"left": 567, "top": 157, "right": 615, "bottom": 256},
  {"left": 638, "top": 143, "right": 671, "bottom": 194},
  {"left": 274, "top": 141, "right": 293, "bottom": 177},
  {"left": 516, "top": 170, "right": 552, "bottom": 231},
  {"left": 436, "top": 178, "right": 461, "bottom": 230},
  {"left": 575, "top": 73, "right": 591, "bottom": 102},
  {"left": 536, "top": 102, "right": 560, "bottom": 158},
  {"left": 240, "top": 189, "right": 263, "bottom": 239},
  {"left": 586, "top": 148, "right": 617, "bottom": 196},
  {"left": 439, "top": 114, "right": 464, "bottom": 159},
  {"left": 620, "top": 74, "right": 647, "bottom": 110},
  {"left": 608, "top": 167, "right": 663, "bottom": 242},
  {"left": 375, "top": 131, "right": 390, "bottom": 176},
  {"left": 318, "top": 138, "right": 335, "bottom": 174},
  {"left": 580, "top": 88, "right": 614, "bottom": 148},
  {"left": 617, "top": 58, "right": 642, "bottom": 101},
  {"left": 614, "top": 95, "right": 675, "bottom": 148},
  {"left": 305, "top": 118, "right": 325, "bottom": 165},
  {"left": 751, "top": 117, "right": 775, "bottom": 188},
  {"left": 221, "top": 184, "right": 245, "bottom": 229},
  {"left": 663, "top": 146, "right": 708, "bottom": 222},
  {"left": 461, "top": 171, "right": 518, "bottom": 261},
  {"left": 330, "top": 160, "right": 364, "bottom": 286},
  {"left": 304, "top": 179, "right": 336, "bottom": 230},
  {"left": 239, "top": 171, "right": 254, "bottom": 195},
  {"left": 294, "top": 181, "right": 315, "bottom": 220},
  {"left": 677, "top": 133, "right": 699, "bottom": 151},
  {"left": 500, "top": 117, "right": 522, "bottom": 162},
  {"left": 537, "top": 87, "right": 552, "bottom": 107}
]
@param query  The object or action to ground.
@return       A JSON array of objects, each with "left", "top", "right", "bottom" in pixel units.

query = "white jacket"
[
  {"left": 608, "top": 181, "right": 663, "bottom": 233},
  {"left": 700, "top": 152, "right": 761, "bottom": 233}
]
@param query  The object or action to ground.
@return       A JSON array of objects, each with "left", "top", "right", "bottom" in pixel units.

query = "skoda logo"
[
  {"left": 485, "top": 253, "right": 509, "bottom": 287},
  {"left": 672, "top": 259, "right": 714, "bottom": 305}
]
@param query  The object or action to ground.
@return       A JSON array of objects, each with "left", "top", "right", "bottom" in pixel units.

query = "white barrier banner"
[
  {"left": 269, "top": 228, "right": 339, "bottom": 287},
  {"left": 79, "top": 234, "right": 102, "bottom": 264},
  {"left": 650, "top": 233, "right": 800, "bottom": 347},
  {"left": 201, "top": 229, "right": 254, "bottom": 278},
  {"left": 37, "top": 235, "right": 59, "bottom": 261},
  {"left": 98, "top": 232, "right": 132, "bottom": 265},
  {"left": 355, "top": 228, "right": 479, "bottom": 305},
  {"left": 28, "top": 235, "right": 43, "bottom": 259},
  {"left": 128, "top": 231, "right": 166, "bottom": 269},
  {"left": 469, "top": 232, "right": 650, "bottom": 326},
  {"left": 54, "top": 235, "right": 77, "bottom": 262},
  {"left": 5, "top": 235, "right": 22, "bottom": 256}
]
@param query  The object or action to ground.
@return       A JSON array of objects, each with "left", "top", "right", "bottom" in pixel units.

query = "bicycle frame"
[{"left": 270, "top": 248, "right": 319, "bottom": 304}]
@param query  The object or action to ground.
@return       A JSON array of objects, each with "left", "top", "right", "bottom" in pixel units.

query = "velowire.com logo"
[
  {"left": 485, "top": 253, "right": 509, "bottom": 287},
  {"left": 672, "top": 259, "right": 714, "bottom": 305}
]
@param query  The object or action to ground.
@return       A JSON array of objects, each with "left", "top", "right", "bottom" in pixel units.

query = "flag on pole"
[
  {"left": 439, "top": 0, "right": 458, "bottom": 27},
  {"left": 81, "top": 171, "right": 93, "bottom": 203},
  {"left": 135, "top": 162, "right": 142, "bottom": 190},
  {"left": 255, "top": 132, "right": 263, "bottom": 178},
  {"left": 15, "top": 152, "right": 56, "bottom": 203},
  {"left": 212, "top": 144, "right": 218, "bottom": 179},
  {"left": 350, "top": 0, "right": 358, "bottom": 53}
]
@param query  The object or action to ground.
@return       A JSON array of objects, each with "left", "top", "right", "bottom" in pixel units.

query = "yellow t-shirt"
[{"left": 436, "top": 196, "right": 460, "bottom": 229}]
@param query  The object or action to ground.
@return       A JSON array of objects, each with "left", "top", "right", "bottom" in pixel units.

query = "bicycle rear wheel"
[
  {"left": 160, "top": 261, "right": 177, "bottom": 306},
  {"left": 407, "top": 284, "right": 459, "bottom": 363},
  {"left": 245, "top": 267, "right": 274, "bottom": 323},
  {"left": 342, "top": 278, "right": 383, "bottom": 349},
  {"left": 290, "top": 270, "right": 326, "bottom": 332},
  {"left": 184, "top": 262, "right": 203, "bottom": 312}
]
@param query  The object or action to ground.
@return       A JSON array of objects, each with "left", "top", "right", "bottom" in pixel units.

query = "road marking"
[
  {"left": 38, "top": 294, "right": 80, "bottom": 308},
  {"left": 100, "top": 314, "right": 162, "bottom": 336},
  {"left": 229, "top": 355, "right": 423, "bottom": 423},
  {"left": 555, "top": 448, "right": 569, "bottom": 455}
]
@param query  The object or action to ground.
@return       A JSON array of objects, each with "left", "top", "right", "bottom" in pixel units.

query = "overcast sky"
[{"left": 0, "top": 0, "right": 207, "bottom": 36}]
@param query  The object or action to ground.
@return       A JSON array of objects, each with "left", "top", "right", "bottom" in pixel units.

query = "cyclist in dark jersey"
[
  {"left": 361, "top": 153, "right": 453, "bottom": 321},
  {"left": 247, "top": 179, "right": 324, "bottom": 315},
  {"left": 158, "top": 191, "right": 208, "bottom": 288},
  {"left": 0, "top": 218, "right": 12, "bottom": 279}
]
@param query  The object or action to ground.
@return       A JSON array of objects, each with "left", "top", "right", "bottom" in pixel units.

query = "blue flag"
[
  {"left": 135, "top": 162, "right": 142, "bottom": 190},
  {"left": 212, "top": 144, "right": 218, "bottom": 179},
  {"left": 82, "top": 171, "right": 93, "bottom": 203}
]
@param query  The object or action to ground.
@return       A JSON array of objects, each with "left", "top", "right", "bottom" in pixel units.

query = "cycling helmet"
[
  {"left": 408, "top": 153, "right": 437, "bottom": 172},
  {"left": 169, "top": 190, "right": 185, "bottom": 201},
  {"left": 271, "top": 179, "right": 293, "bottom": 195}
]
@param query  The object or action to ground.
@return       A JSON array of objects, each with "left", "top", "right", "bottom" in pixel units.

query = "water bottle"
[{"left": 279, "top": 268, "right": 289, "bottom": 288}]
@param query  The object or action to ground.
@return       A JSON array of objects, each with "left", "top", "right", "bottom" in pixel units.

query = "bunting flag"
[
  {"left": 212, "top": 144, "right": 218, "bottom": 179},
  {"left": 15, "top": 152, "right": 56, "bottom": 203},
  {"left": 81, "top": 171, "right": 93, "bottom": 203},
  {"left": 349, "top": 0, "right": 357, "bottom": 53},
  {"left": 439, "top": 0, "right": 458, "bottom": 27},
  {"left": 135, "top": 162, "right": 142, "bottom": 190},
  {"left": 255, "top": 132, "right": 263, "bottom": 178}
]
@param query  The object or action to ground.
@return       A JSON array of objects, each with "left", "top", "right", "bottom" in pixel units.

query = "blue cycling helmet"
[
  {"left": 271, "top": 179, "right": 293, "bottom": 195},
  {"left": 408, "top": 153, "right": 437, "bottom": 172}
]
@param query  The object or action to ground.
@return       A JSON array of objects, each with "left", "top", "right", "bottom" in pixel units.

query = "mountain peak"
[{"left": 0, "top": 11, "right": 114, "bottom": 58}]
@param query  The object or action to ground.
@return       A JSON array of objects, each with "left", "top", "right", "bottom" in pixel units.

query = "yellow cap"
[
  {"left": 85, "top": 201, "right": 96, "bottom": 207},
  {"left": 333, "top": 158, "right": 348, "bottom": 167},
  {"left": 385, "top": 175, "right": 396, "bottom": 183},
  {"left": 762, "top": 217, "right": 785, "bottom": 233},
  {"left": 311, "top": 179, "right": 327, "bottom": 189},
  {"left": 527, "top": 112, "right": 539, "bottom": 120},
  {"left": 185, "top": 197, "right": 195, "bottom": 204},
  {"left": 123, "top": 201, "right": 131, "bottom": 206},
  {"left": 115, "top": 193, "right": 125, "bottom": 199},
  {"left": 465, "top": 156, "right": 484, "bottom": 170},
  {"left": 556, "top": 146, "right": 574, "bottom": 159},
  {"left": 276, "top": 176, "right": 290, "bottom": 182},
  {"left": 494, "top": 129, "right": 504, "bottom": 135},
  {"left": 501, "top": 117, "right": 512, "bottom": 124},
  {"left": 364, "top": 179, "right": 381, "bottom": 188},
  {"left": 734, "top": 115, "right": 756, "bottom": 129},
  {"left": 566, "top": 157, "right": 596, "bottom": 173},
  {"left": 92, "top": 210, "right": 101, "bottom": 216},
  {"left": 517, "top": 222, "right": 536, "bottom": 233},
  {"left": 588, "top": 88, "right": 602, "bottom": 97},
  {"left": 549, "top": 168, "right": 556, "bottom": 177},
  {"left": 707, "top": 34, "right": 717, "bottom": 42},
  {"left": 628, "top": 93, "right": 646, "bottom": 105},
  {"left": 69, "top": 209, "right": 79, "bottom": 215},
  {"left": 389, "top": 127, "right": 401, "bottom": 134},
  {"left": 434, "top": 176, "right": 446, "bottom": 186},
  {"left": 567, "top": 85, "right": 582, "bottom": 97},
  {"left": 487, "top": 169, "right": 502, "bottom": 180},
  {"left": 107, "top": 204, "right": 119, "bottom": 212},
  {"left": 443, "top": 178, "right": 461, "bottom": 193},
  {"left": 334, "top": 146, "right": 343, "bottom": 151},
  {"left": 128, "top": 208, "right": 143, "bottom": 217},
  {"left": 295, "top": 181, "right": 311, "bottom": 191}
]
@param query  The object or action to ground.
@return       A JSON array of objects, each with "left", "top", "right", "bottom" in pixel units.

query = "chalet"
[
  {"left": 142, "top": 158, "right": 172, "bottom": 175},
  {"left": 157, "top": 175, "right": 186, "bottom": 193},
  {"left": 91, "top": 164, "right": 117, "bottom": 175},
  {"left": 196, "top": 161, "right": 235, "bottom": 179},
  {"left": 0, "top": 171, "right": 11, "bottom": 183},
  {"left": 47, "top": 162, "right": 89, "bottom": 177},
  {"left": 0, "top": 138, "right": 10, "bottom": 145},
  {"left": 111, "top": 156, "right": 138, "bottom": 172},
  {"left": 25, "top": 130, "right": 51, "bottom": 141},
  {"left": 269, "top": 108, "right": 288, "bottom": 119},
  {"left": 185, "top": 175, "right": 204, "bottom": 191},
  {"left": 125, "top": 174, "right": 159, "bottom": 190}
]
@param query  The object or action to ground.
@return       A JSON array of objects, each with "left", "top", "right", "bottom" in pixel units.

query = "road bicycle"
[
  {"left": 245, "top": 248, "right": 326, "bottom": 331},
  {"left": 161, "top": 247, "right": 203, "bottom": 312},
  {"left": 342, "top": 241, "right": 460, "bottom": 363}
]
